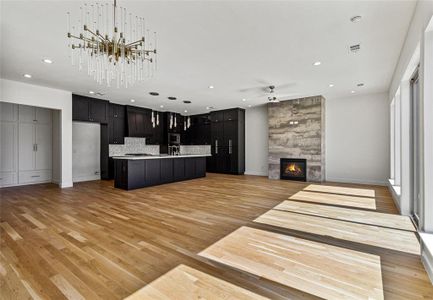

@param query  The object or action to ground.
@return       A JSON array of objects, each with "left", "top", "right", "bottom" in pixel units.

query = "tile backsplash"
[
  {"left": 109, "top": 138, "right": 160, "bottom": 157},
  {"left": 180, "top": 145, "right": 211, "bottom": 155}
]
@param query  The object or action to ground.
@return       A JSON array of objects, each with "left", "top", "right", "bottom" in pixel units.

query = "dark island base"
[{"left": 114, "top": 157, "right": 207, "bottom": 190}]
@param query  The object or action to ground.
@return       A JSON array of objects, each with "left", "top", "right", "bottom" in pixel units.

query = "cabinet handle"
[
  {"left": 215, "top": 139, "right": 218, "bottom": 154},
  {"left": 35, "top": 144, "right": 38, "bottom": 151},
  {"left": 31, "top": 175, "right": 40, "bottom": 178}
]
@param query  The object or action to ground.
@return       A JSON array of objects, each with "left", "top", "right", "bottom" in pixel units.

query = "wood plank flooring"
[
  {"left": 0, "top": 174, "right": 432, "bottom": 299},
  {"left": 289, "top": 190, "right": 377, "bottom": 209},
  {"left": 255, "top": 209, "right": 420, "bottom": 255},
  {"left": 304, "top": 184, "right": 376, "bottom": 197},
  {"left": 274, "top": 200, "right": 416, "bottom": 231},
  {"left": 200, "top": 226, "right": 384, "bottom": 300},
  {"left": 125, "top": 264, "right": 269, "bottom": 300}
]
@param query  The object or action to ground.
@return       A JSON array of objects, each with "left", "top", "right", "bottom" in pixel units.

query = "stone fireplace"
[{"left": 268, "top": 95, "right": 325, "bottom": 181}]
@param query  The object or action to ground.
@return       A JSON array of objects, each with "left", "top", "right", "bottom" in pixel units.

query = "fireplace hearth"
[{"left": 280, "top": 158, "right": 307, "bottom": 181}]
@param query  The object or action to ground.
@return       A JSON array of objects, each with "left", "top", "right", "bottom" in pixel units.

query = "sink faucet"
[{"left": 168, "top": 145, "right": 180, "bottom": 156}]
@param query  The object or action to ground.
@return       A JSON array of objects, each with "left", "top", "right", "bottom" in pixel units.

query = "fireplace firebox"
[{"left": 280, "top": 158, "right": 307, "bottom": 181}]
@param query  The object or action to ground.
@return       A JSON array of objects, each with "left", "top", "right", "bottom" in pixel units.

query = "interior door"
[
  {"left": 35, "top": 123, "right": 52, "bottom": 170},
  {"left": 18, "top": 123, "right": 35, "bottom": 171}
]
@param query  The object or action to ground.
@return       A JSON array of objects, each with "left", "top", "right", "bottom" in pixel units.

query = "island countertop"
[{"left": 112, "top": 154, "right": 211, "bottom": 160}]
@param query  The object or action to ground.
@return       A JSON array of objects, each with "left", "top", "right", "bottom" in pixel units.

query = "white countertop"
[{"left": 112, "top": 154, "right": 211, "bottom": 160}]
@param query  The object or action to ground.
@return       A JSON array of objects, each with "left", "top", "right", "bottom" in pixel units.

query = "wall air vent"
[{"left": 349, "top": 44, "right": 361, "bottom": 53}]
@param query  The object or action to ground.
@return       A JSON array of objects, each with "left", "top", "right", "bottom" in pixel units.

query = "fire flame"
[{"left": 285, "top": 163, "right": 303, "bottom": 176}]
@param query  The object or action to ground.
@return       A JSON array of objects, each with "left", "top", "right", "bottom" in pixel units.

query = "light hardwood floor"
[{"left": 0, "top": 174, "right": 432, "bottom": 299}]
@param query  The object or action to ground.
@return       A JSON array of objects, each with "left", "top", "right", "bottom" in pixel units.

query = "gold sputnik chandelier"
[{"left": 67, "top": 0, "right": 157, "bottom": 88}]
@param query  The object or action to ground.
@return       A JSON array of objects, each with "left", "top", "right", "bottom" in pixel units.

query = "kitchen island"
[{"left": 113, "top": 154, "right": 210, "bottom": 190}]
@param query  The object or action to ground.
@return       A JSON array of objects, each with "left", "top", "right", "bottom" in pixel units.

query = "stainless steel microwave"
[{"left": 168, "top": 133, "right": 181, "bottom": 145}]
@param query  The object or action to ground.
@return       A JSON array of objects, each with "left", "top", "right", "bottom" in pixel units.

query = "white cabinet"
[
  {"left": 0, "top": 102, "right": 18, "bottom": 187},
  {"left": 19, "top": 105, "right": 52, "bottom": 124},
  {"left": 0, "top": 103, "right": 52, "bottom": 187}
]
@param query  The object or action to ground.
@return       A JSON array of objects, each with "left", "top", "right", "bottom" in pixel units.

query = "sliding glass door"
[{"left": 410, "top": 68, "right": 421, "bottom": 226}]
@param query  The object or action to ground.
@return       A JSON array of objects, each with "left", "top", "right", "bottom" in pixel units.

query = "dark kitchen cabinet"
[
  {"left": 184, "top": 114, "right": 211, "bottom": 145},
  {"left": 100, "top": 124, "right": 109, "bottom": 179},
  {"left": 126, "top": 106, "right": 153, "bottom": 138},
  {"left": 147, "top": 111, "right": 164, "bottom": 145},
  {"left": 160, "top": 158, "right": 174, "bottom": 183},
  {"left": 108, "top": 103, "right": 126, "bottom": 144},
  {"left": 208, "top": 108, "right": 245, "bottom": 175},
  {"left": 173, "top": 158, "right": 185, "bottom": 181},
  {"left": 185, "top": 157, "right": 196, "bottom": 179},
  {"left": 72, "top": 94, "right": 108, "bottom": 123},
  {"left": 145, "top": 159, "right": 161, "bottom": 186}
]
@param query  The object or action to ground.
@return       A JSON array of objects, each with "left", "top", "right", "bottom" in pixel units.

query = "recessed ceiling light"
[
  {"left": 42, "top": 58, "right": 53, "bottom": 64},
  {"left": 208, "top": 85, "right": 214, "bottom": 89},
  {"left": 329, "top": 84, "right": 334, "bottom": 87},
  {"left": 206, "top": 106, "right": 214, "bottom": 110},
  {"left": 184, "top": 110, "right": 188, "bottom": 113},
  {"left": 89, "top": 91, "right": 95, "bottom": 94},
  {"left": 23, "top": 74, "right": 32, "bottom": 78},
  {"left": 130, "top": 99, "right": 136, "bottom": 102},
  {"left": 351, "top": 90, "right": 356, "bottom": 94},
  {"left": 160, "top": 105, "right": 164, "bottom": 108},
  {"left": 313, "top": 61, "right": 321, "bottom": 66},
  {"left": 350, "top": 15, "right": 362, "bottom": 23},
  {"left": 357, "top": 83, "right": 364, "bottom": 87},
  {"left": 149, "top": 92, "right": 159, "bottom": 96},
  {"left": 242, "top": 98, "right": 246, "bottom": 102},
  {"left": 248, "top": 105, "right": 252, "bottom": 107},
  {"left": 168, "top": 97, "right": 177, "bottom": 100}
]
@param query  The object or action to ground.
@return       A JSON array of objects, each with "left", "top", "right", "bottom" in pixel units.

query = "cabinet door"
[
  {"left": 35, "top": 107, "right": 52, "bottom": 124},
  {"left": 19, "top": 105, "right": 35, "bottom": 123},
  {"left": 223, "top": 109, "right": 238, "bottom": 121},
  {"left": 113, "top": 118, "right": 125, "bottom": 144},
  {"left": 223, "top": 120, "right": 238, "bottom": 147},
  {"left": 135, "top": 112, "right": 145, "bottom": 137},
  {"left": 184, "top": 158, "right": 196, "bottom": 179},
  {"left": 145, "top": 159, "right": 161, "bottom": 186},
  {"left": 0, "top": 102, "right": 18, "bottom": 122},
  {"left": 173, "top": 158, "right": 185, "bottom": 181},
  {"left": 210, "top": 111, "right": 224, "bottom": 123},
  {"left": 160, "top": 158, "right": 173, "bottom": 183},
  {"left": 35, "top": 124, "right": 52, "bottom": 170},
  {"left": 73, "top": 97, "right": 89, "bottom": 121},
  {"left": 18, "top": 123, "right": 35, "bottom": 171},
  {"left": 89, "top": 100, "right": 108, "bottom": 123},
  {"left": 0, "top": 122, "right": 17, "bottom": 172},
  {"left": 127, "top": 111, "right": 138, "bottom": 137},
  {"left": 228, "top": 146, "right": 239, "bottom": 174},
  {"left": 195, "top": 157, "right": 206, "bottom": 177}
]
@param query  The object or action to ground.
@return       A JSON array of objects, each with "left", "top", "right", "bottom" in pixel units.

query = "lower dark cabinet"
[
  {"left": 114, "top": 157, "right": 206, "bottom": 190},
  {"left": 160, "top": 159, "right": 174, "bottom": 183},
  {"left": 173, "top": 158, "right": 185, "bottom": 181},
  {"left": 145, "top": 160, "right": 161, "bottom": 186}
]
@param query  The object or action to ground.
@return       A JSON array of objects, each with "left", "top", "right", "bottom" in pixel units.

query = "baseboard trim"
[
  {"left": 72, "top": 175, "right": 100, "bottom": 183},
  {"left": 387, "top": 179, "right": 402, "bottom": 214},
  {"left": 245, "top": 170, "right": 268, "bottom": 176},
  {"left": 60, "top": 181, "right": 73, "bottom": 188},
  {"left": 422, "top": 247, "right": 433, "bottom": 284},
  {"left": 325, "top": 177, "right": 387, "bottom": 186}
]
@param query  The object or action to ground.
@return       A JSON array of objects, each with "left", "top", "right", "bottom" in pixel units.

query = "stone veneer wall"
[{"left": 268, "top": 95, "right": 326, "bottom": 181}]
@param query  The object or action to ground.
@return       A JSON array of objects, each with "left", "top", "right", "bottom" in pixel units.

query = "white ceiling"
[{"left": 0, "top": 0, "right": 416, "bottom": 114}]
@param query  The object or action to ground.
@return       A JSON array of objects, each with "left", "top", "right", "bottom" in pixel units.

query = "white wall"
[
  {"left": 72, "top": 122, "right": 101, "bottom": 182},
  {"left": 245, "top": 105, "right": 268, "bottom": 176},
  {"left": 325, "top": 93, "right": 390, "bottom": 185},
  {"left": 0, "top": 79, "right": 73, "bottom": 188}
]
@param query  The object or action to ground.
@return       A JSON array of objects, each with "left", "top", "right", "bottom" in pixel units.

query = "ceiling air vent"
[{"left": 349, "top": 44, "right": 361, "bottom": 53}]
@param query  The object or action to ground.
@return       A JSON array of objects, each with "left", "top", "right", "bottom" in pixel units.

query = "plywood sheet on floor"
[
  {"left": 124, "top": 264, "right": 268, "bottom": 300},
  {"left": 304, "top": 184, "right": 375, "bottom": 197},
  {"left": 200, "top": 226, "right": 384, "bottom": 300},
  {"left": 255, "top": 210, "right": 420, "bottom": 255},
  {"left": 275, "top": 200, "right": 415, "bottom": 231},
  {"left": 290, "top": 191, "right": 376, "bottom": 209}
]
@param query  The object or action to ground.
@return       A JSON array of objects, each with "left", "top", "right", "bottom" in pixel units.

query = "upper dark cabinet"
[
  {"left": 126, "top": 106, "right": 154, "bottom": 138},
  {"left": 72, "top": 94, "right": 108, "bottom": 123},
  {"left": 108, "top": 103, "right": 126, "bottom": 144},
  {"left": 210, "top": 111, "right": 224, "bottom": 123}
]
